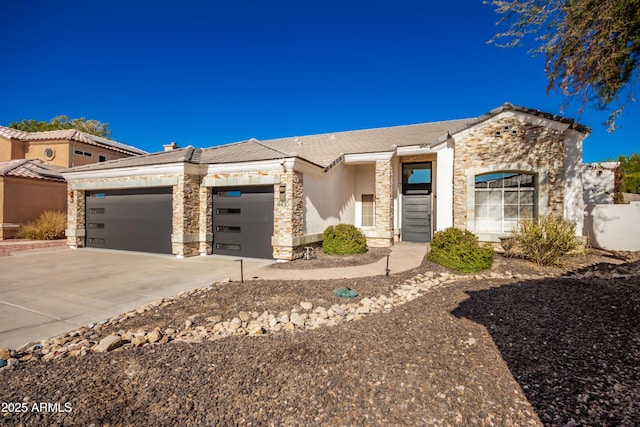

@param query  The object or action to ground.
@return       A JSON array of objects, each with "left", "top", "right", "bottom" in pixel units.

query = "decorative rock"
[
  {"left": 206, "top": 315, "right": 222, "bottom": 323},
  {"left": 94, "top": 335, "right": 124, "bottom": 353},
  {"left": 131, "top": 335, "right": 148, "bottom": 347},
  {"left": 0, "top": 347, "right": 10, "bottom": 360},
  {"left": 228, "top": 318, "right": 242, "bottom": 333},
  {"left": 290, "top": 312, "right": 305, "bottom": 327},
  {"left": 300, "top": 301, "right": 313, "bottom": 310},
  {"left": 7, "top": 358, "right": 18, "bottom": 367},
  {"left": 239, "top": 311, "right": 251, "bottom": 322},
  {"left": 147, "top": 330, "right": 163, "bottom": 344},
  {"left": 247, "top": 322, "right": 265, "bottom": 335}
]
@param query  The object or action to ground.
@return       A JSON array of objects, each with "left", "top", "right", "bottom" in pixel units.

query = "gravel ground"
[
  {"left": 1, "top": 251, "right": 638, "bottom": 426},
  {"left": 268, "top": 247, "right": 391, "bottom": 270}
]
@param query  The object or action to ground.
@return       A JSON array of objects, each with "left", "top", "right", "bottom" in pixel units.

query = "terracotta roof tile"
[
  {"left": 0, "top": 126, "right": 146, "bottom": 155},
  {"left": 0, "top": 159, "right": 65, "bottom": 182}
]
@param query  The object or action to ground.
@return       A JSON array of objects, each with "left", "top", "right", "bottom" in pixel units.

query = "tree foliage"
[
  {"left": 488, "top": 0, "right": 640, "bottom": 131},
  {"left": 9, "top": 115, "right": 112, "bottom": 138},
  {"left": 618, "top": 152, "right": 640, "bottom": 193}
]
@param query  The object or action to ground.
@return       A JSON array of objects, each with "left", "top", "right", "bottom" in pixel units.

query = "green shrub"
[
  {"left": 16, "top": 210, "right": 67, "bottom": 240},
  {"left": 427, "top": 227, "right": 493, "bottom": 273},
  {"left": 322, "top": 224, "right": 367, "bottom": 255},
  {"left": 509, "top": 215, "right": 586, "bottom": 266}
]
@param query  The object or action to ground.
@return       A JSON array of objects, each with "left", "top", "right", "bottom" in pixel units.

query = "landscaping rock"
[
  {"left": 94, "top": 335, "right": 124, "bottom": 353},
  {"left": 0, "top": 347, "right": 10, "bottom": 360}
]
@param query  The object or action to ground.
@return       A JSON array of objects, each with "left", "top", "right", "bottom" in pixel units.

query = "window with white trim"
[
  {"left": 361, "top": 194, "right": 375, "bottom": 227},
  {"left": 474, "top": 172, "right": 535, "bottom": 233}
]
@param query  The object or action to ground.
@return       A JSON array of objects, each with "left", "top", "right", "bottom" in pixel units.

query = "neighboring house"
[
  {"left": 61, "top": 103, "right": 590, "bottom": 260},
  {"left": 0, "top": 126, "right": 146, "bottom": 239},
  {"left": 582, "top": 162, "right": 619, "bottom": 205},
  {"left": 0, "top": 159, "right": 66, "bottom": 239},
  {"left": 0, "top": 126, "right": 146, "bottom": 168}
]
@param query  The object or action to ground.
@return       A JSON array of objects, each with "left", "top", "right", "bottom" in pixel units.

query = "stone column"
[
  {"left": 171, "top": 174, "right": 200, "bottom": 257},
  {"left": 370, "top": 160, "right": 394, "bottom": 247},
  {"left": 66, "top": 188, "right": 86, "bottom": 248},
  {"left": 272, "top": 171, "right": 304, "bottom": 260},
  {"left": 198, "top": 185, "right": 212, "bottom": 255}
]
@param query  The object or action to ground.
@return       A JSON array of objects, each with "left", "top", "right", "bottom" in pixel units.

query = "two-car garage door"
[
  {"left": 85, "top": 188, "right": 173, "bottom": 254},
  {"left": 85, "top": 186, "right": 274, "bottom": 258}
]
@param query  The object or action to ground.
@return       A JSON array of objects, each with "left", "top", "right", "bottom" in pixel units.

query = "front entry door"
[
  {"left": 402, "top": 162, "right": 432, "bottom": 242},
  {"left": 402, "top": 195, "right": 431, "bottom": 242}
]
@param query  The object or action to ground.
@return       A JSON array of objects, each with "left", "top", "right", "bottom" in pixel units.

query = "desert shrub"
[
  {"left": 509, "top": 215, "right": 586, "bottom": 266},
  {"left": 322, "top": 224, "right": 367, "bottom": 255},
  {"left": 16, "top": 210, "right": 66, "bottom": 240},
  {"left": 427, "top": 227, "right": 494, "bottom": 273}
]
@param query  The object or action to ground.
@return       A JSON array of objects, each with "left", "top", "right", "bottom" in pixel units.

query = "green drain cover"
[{"left": 333, "top": 287, "right": 358, "bottom": 298}]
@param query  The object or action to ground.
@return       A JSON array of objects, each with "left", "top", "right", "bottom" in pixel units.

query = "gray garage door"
[
  {"left": 212, "top": 186, "right": 274, "bottom": 259},
  {"left": 85, "top": 188, "right": 173, "bottom": 254},
  {"left": 402, "top": 195, "right": 431, "bottom": 242}
]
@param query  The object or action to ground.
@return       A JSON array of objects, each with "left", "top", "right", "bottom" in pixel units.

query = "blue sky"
[{"left": 1, "top": 1, "right": 637, "bottom": 163}]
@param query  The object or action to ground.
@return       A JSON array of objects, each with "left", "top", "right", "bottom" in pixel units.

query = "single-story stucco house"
[{"left": 61, "top": 103, "right": 590, "bottom": 260}]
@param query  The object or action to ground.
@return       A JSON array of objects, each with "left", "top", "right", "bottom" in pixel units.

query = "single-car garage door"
[
  {"left": 212, "top": 186, "right": 274, "bottom": 259},
  {"left": 85, "top": 188, "right": 173, "bottom": 254}
]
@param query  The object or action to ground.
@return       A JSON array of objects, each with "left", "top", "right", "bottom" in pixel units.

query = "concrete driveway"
[{"left": 0, "top": 248, "right": 273, "bottom": 349}]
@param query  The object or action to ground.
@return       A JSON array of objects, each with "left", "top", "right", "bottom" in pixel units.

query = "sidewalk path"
[{"left": 253, "top": 242, "right": 429, "bottom": 281}]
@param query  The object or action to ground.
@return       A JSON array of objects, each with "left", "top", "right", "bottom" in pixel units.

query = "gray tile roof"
[
  {"left": 0, "top": 159, "right": 65, "bottom": 182},
  {"left": 199, "top": 139, "right": 289, "bottom": 164},
  {"left": 257, "top": 119, "right": 473, "bottom": 167},
  {"left": 0, "top": 126, "right": 146, "bottom": 155},
  {"left": 63, "top": 103, "right": 590, "bottom": 173}
]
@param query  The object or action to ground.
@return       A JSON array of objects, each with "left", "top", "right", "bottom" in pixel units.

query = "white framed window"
[
  {"left": 361, "top": 194, "right": 375, "bottom": 227},
  {"left": 474, "top": 172, "right": 535, "bottom": 233}
]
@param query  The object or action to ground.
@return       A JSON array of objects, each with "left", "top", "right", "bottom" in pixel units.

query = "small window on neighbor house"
[
  {"left": 362, "top": 194, "right": 375, "bottom": 227},
  {"left": 99, "top": 155, "right": 106, "bottom": 162},
  {"left": 74, "top": 150, "right": 92, "bottom": 157}
]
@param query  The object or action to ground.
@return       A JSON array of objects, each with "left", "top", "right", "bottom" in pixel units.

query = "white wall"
[
  {"left": 584, "top": 202, "right": 640, "bottom": 251},
  {"left": 435, "top": 142, "right": 454, "bottom": 231},
  {"left": 303, "top": 163, "right": 356, "bottom": 234},
  {"left": 582, "top": 162, "right": 618, "bottom": 205},
  {"left": 563, "top": 129, "right": 585, "bottom": 236}
]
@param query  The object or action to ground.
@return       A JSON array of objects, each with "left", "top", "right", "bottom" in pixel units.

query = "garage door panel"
[
  {"left": 86, "top": 188, "right": 172, "bottom": 254},
  {"left": 212, "top": 186, "right": 274, "bottom": 259}
]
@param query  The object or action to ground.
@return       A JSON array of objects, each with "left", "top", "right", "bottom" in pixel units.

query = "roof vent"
[
  {"left": 295, "top": 137, "right": 301, "bottom": 146},
  {"left": 163, "top": 141, "right": 179, "bottom": 151},
  {"left": 329, "top": 135, "right": 336, "bottom": 140}
]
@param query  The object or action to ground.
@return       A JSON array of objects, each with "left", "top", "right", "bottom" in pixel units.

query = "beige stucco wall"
[
  {"left": 0, "top": 136, "right": 26, "bottom": 161},
  {"left": 0, "top": 176, "right": 67, "bottom": 239},
  {"left": 303, "top": 162, "right": 356, "bottom": 235}
]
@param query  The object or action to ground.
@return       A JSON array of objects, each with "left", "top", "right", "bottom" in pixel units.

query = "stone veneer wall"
[
  {"left": 66, "top": 189, "right": 85, "bottom": 247},
  {"left": 453, "top": 116, "right": 566, "bottom": 233},
  {"left": 198, "top": 185, "right": 212, "bottom": 255},
  {"left": 273, "top": 171, "right": 304, "bottom": 260},
  {"left": 369, "top": 160, "right": 394, "bottom": 247},
  {"left": 172, "top": 174, "right": 201, "bottom": 257}
]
